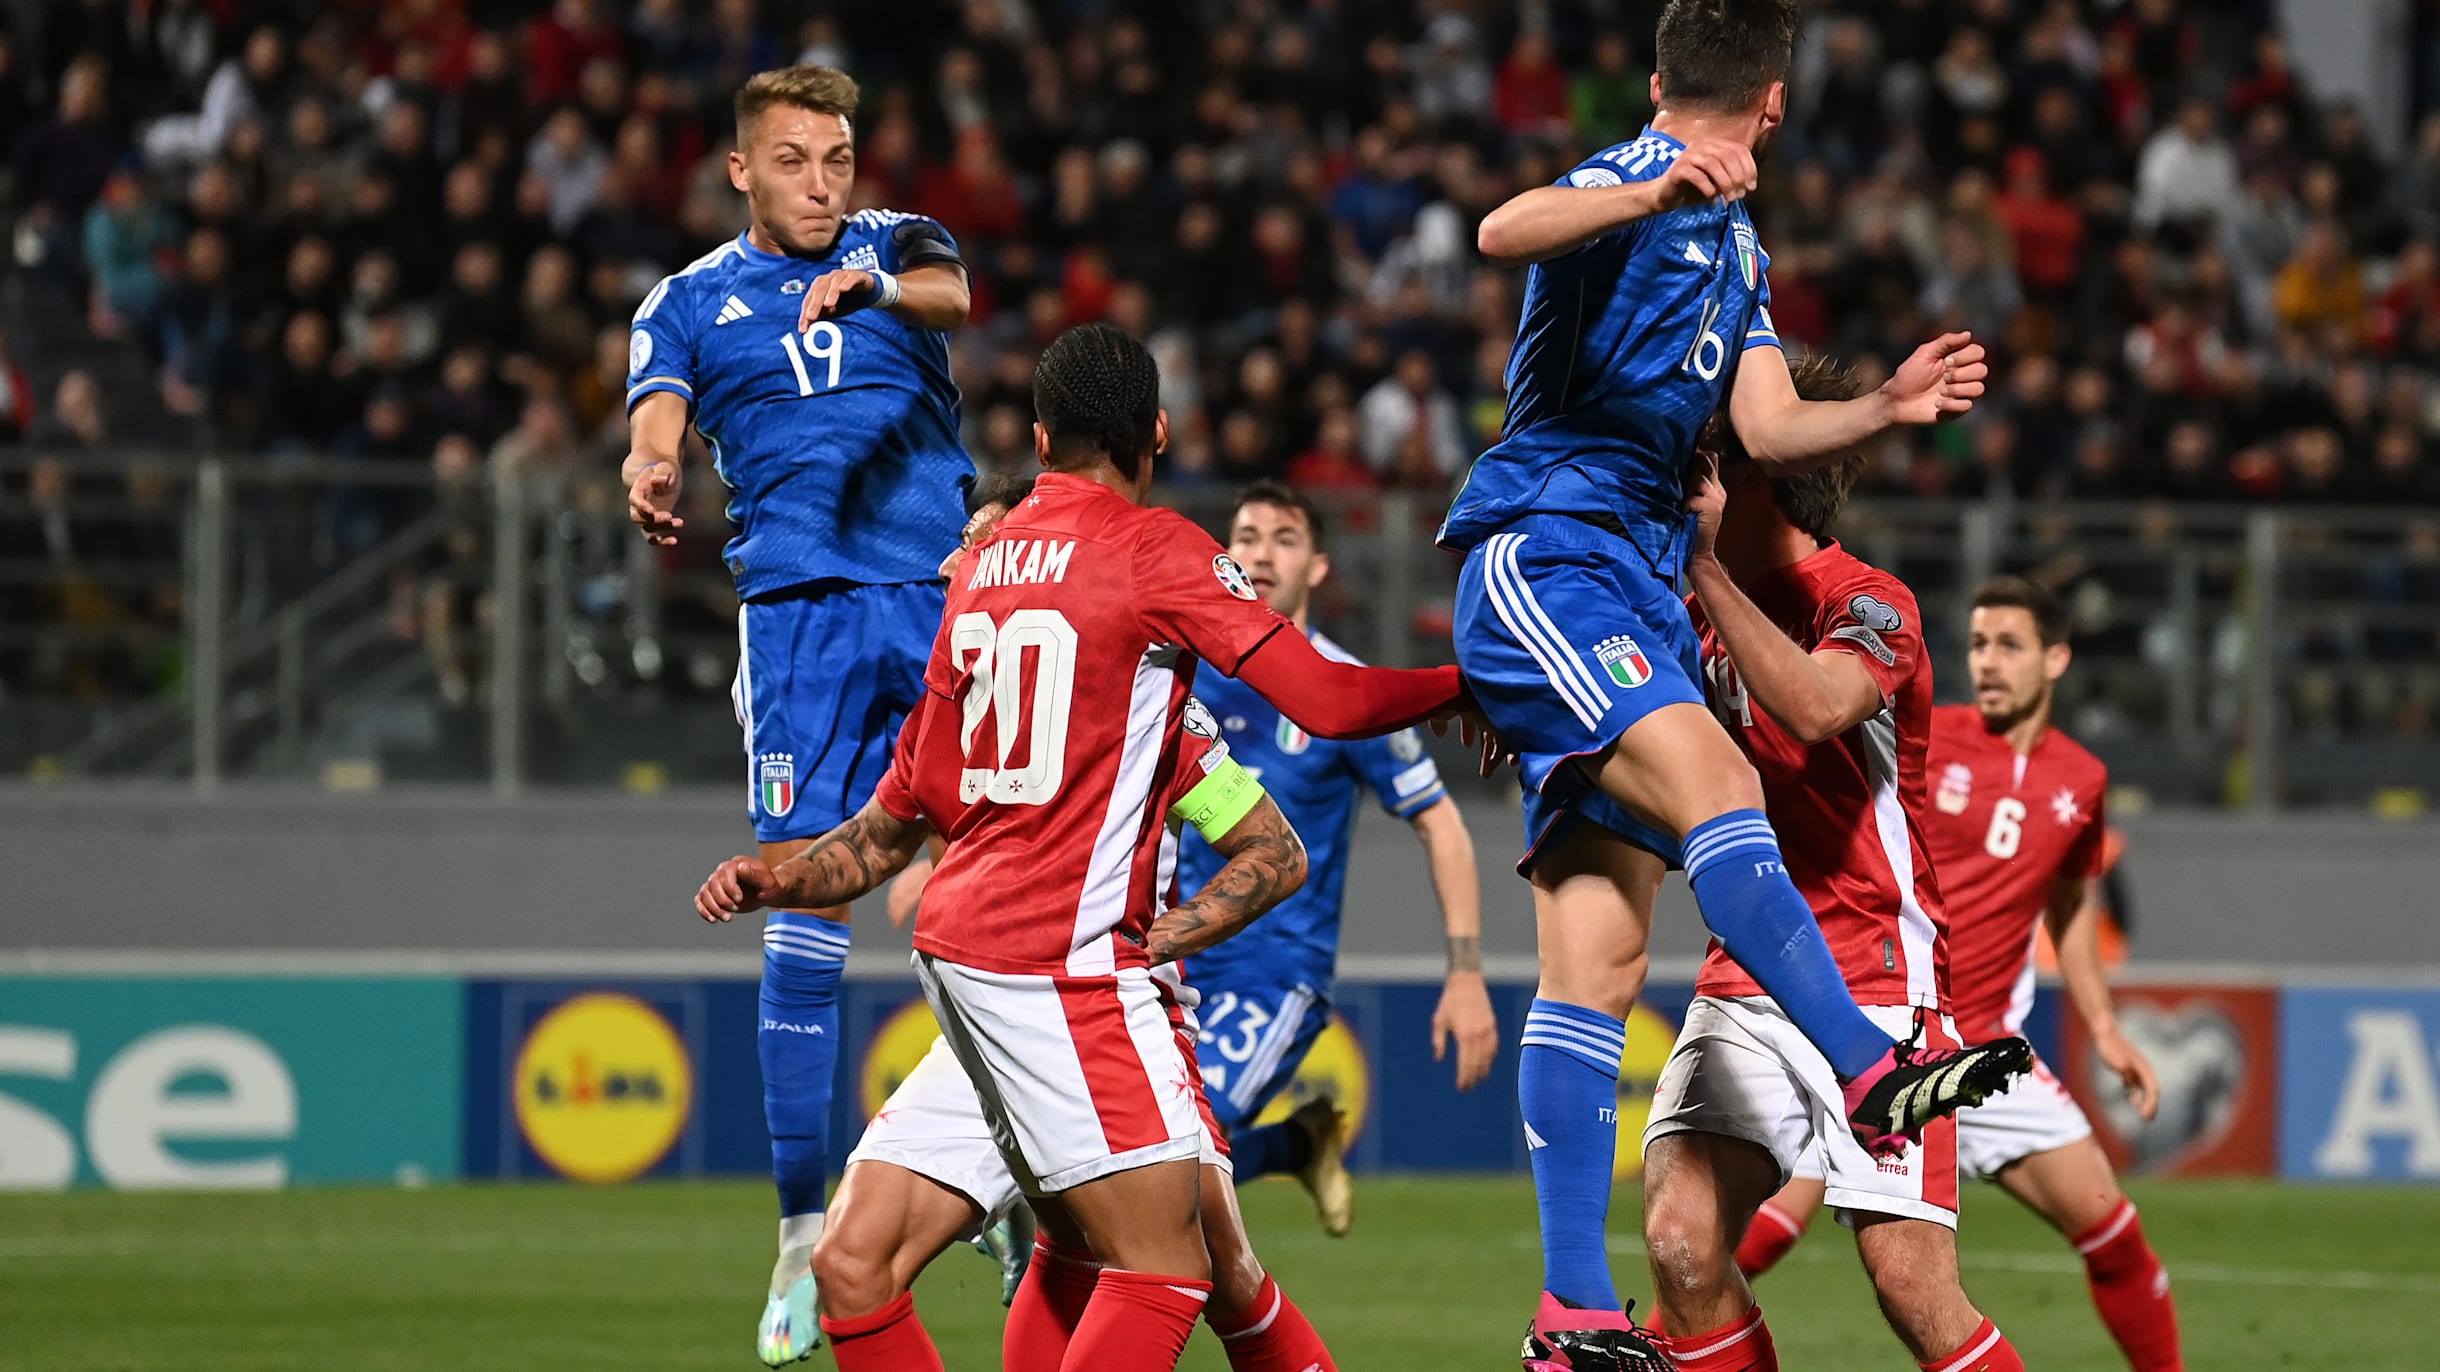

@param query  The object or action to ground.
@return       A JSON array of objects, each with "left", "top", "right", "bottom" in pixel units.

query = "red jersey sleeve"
[
  {"left": 1130, "top": 510, "right": 1290, "bottom": 674},
  {"left": 872, "top": 690, "right": 937, "bottom": 824},
  {"left": 2062, "top": 786, "right": 2109, "bottom": 880},
  {"left": 1813, "top": 574, "right": 1922, "bottom": 703}
]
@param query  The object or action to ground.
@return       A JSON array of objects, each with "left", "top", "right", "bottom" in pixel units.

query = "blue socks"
[
  {"left": 1229, "top": 1121, "right": 1311, "bottom": 1183},
  {"left": 1519, "top": 998, "right": 1627, "bottom": 1310},
  {"left": 1682, "top": 809, "right": 1893, "bottom": 1080},
  {"left": 759, "top": 913, "right": 848, "bottom": 1228}
]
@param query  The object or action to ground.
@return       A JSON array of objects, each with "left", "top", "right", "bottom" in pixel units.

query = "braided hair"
[{"left": 1032, "top": 323, "right": 1162, "bottom": 480}]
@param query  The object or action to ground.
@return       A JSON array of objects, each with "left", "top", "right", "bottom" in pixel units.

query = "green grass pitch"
[{"left": 6, "top": 1176, "right": 2438, "bottom": 1368}]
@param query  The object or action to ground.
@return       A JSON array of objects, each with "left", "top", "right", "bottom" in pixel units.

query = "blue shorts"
[
  {"left": 1452, "top": 514, "right": 1704, "bottom": 871},
  {"left": 733, "top": 579, "right": 945, "bottom": 843},
  {"left": 1193, "top": 977, "right": 1331, "bottom": 1133}
]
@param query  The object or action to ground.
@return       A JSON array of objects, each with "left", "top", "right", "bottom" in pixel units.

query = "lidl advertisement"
[
  {"left": 2280, "top": 987, "right": 2440, "bottom": 1181},
  {"left": 0, "top": 977, "right": 461, "bottom": 1190}
]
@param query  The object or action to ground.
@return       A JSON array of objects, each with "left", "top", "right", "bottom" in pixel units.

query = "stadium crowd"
[{"left": 2, "top": 0, "right": 2436, "bottom": 721}]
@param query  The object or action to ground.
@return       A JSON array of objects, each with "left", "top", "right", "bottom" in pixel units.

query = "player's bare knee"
[{"left": 809, "top": 1222, "right": 903, "bottom": 1319}]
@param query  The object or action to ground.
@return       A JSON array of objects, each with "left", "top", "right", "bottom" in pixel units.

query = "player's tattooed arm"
[
  {"left": 694, "top": 799, "right": 935, "bottom": 923},
  {"left": 1144, "top": 797, "right": 1307, "bottom": 965}
]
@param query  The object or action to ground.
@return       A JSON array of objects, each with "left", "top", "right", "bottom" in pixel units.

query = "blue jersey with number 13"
[
  {"left": 627, "top": 212, "right": 972, "bottom": 598},
  {"left": 1439, "top": 129, "right": 1781, "bottom": 558}
]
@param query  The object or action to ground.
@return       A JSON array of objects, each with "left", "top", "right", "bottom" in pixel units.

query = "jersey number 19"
[
  {"left": 779, "top": 323, "right": 845, "bottom": 394},
  {"left": 951, "top": 610, "right": 1077, "bottom": 805}
]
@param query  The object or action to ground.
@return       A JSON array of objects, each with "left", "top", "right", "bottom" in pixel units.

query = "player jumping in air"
[
  {"left": 704, "top": 324, "right": 1470, "bottom": 1372},
  {"left": 1634, "top": 356, "right": 2030, "bottom": 1372},
  {"left": 698, "top": 477, "right": 1341, "bottom": 1372},
  {"left": 620, "top": 64, "right": 973, "bottom": 1365},
  {"left": 1445, "top": 1, "right": 2023, "bottom": 1357},
  {"left": 1735, "top": 576, "right": 2182, "bottom": 1371},
  {"left": 1184, "top": 481, "right": 1500, "bottom": 1234}
]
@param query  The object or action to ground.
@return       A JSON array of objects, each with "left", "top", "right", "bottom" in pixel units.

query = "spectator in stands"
[
  {"left": 145, "top": 26, "right": 287, "bottom": 171},
  {"left": 2135, "top": 96, "right": 2241, "bottom": 237},
  {"left": 1493, "top": 30, "right": 1571, "bottom": 142},
  {"left": 2272, "top": 222, "right": 2367, "bottom": 343},
  {"left": 1358, "top": 348, "right": 1465, "bottom": 488},
  {"left": 0, "top": 326, "right": 32, "bottom": 442},
  {"left": 12, "top": 55, "right": 118, "bottom": 266},
  {"left": 32, "top": 372, "right": 108, "bottom": 452},
  {"left": 527, "top": 108, "right": 609, "bottom": 237},
  {"left": 1569, "top": 32, "right": 1651, "bottom": 149}
]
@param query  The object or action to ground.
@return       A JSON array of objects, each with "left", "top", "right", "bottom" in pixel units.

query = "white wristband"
[{"left": 869, "top": 268, "right": 902, "bottom": 311}]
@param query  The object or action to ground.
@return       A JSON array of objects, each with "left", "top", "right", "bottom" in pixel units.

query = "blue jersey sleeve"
[
  {"left": 626, "top": 273, "right": 700, "bottom": 416},
  {"left": 1349, "top": 727, "right": 1446, "bottom": 820},
  {"left": 868, "top": 211, "right": 965, "bottom": 276},
  {"left": 1547, "top": 136, "right": 1683, "bottom": 266},
  {"left": 1744, "top": 252, "right": 1781, "bottom": 352}
]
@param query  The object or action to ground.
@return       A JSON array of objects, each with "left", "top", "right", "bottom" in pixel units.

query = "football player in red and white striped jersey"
[
  {"left": 700, "top": 324, "right": 1470, "bottom": 1372},
  {"left": 1636, "top": 355, "right": 2030, "bottom": 1372},
  {"left": 1737, "top": 577, "right": 2181, "bottom": 1371}
]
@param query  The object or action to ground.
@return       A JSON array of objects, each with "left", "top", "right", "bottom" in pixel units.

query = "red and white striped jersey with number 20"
[{"left": 877, "top": 472, "right": 1289, "bottom": 977}]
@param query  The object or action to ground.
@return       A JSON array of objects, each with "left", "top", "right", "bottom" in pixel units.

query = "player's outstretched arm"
[
  {"left": 2045, "top": 875, "right": 2161, "bottom": 1120},
  {"left": 695, "top": 796, "right": 934, "bottom": 923},
  {"left": 623, "top": 390, "right": 690, "bottom": 545},
  {"left": 1684, "top": 460, "right": 1883, "bottom": 745},
  {"left": 1726, "top": 334, "right": 1987, "bottom": 474},
  {"left": 1476, "top": 138, "right": 1758, "bottom": 266},
  {"left": 1233, "top": 633, "right": 1466, "bottom": 741},
  {"left": 1412, "top": 798, "right": 1499, "bottom": 1091},
  {"left": 1145, "top": 795, "right": 1307, "bottom": 965}
]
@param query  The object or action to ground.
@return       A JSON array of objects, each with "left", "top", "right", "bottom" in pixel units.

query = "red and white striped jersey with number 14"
[
  {"left": 876, "top": 472, "right": 1290, "bottom": 977},
  {"left": 1687, "top": 542, "right": 1950, "bottom": 1010}
]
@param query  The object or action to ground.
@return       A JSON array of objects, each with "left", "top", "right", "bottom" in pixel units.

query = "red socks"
[
  {"left": 1735, "top": 1200, "right": 1807, "bottom": 1279},
  {"left": 1063, "top": 1268, "right": 1213, "bottom": 1372},
  {"left": 820, "top": 1291, "right": 944, "bottom": 1372},
  {"left": 1659, "top": 1306, "right": 1779, "bottom": 1372},
  {"left": 1919, "top": 1319, "right": 2024, "bottom": 1372},
  {"left": 1004, "top": 1236, "right": 1100, "bottom": 1372},
  {"left": 1208, "top": 1274, "right": 1339, "bottom": 1372},
  {"left": 2074, "top": 1199, "right": 2183, "bottom": 1371}
]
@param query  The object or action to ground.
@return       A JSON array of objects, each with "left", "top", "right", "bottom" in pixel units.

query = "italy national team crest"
[
  {"left": 1732, "top": 221, "right": 1761, "bottom": 291},
  {"left": 1936, "top": 762, "right": 1973, "bottom": 814},
  {"left": 758, "top": 752, "right": 796, "bottom": 818},
  {"left": 1594, "top": 634, "right": 1652, "bottom": 689},
  {"left": 1275, "top": 717, "right": 1312, "bottom": 755}
]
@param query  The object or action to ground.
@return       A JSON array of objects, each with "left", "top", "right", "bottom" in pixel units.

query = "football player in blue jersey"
[
  {"left": 619, "top": 65, "right": 974, "bottom": 1367},
  {"left": 1179, "top": 482, "right": 1501, "bottom": 1237},
  {"left": 1440, "top": 3, "right": 2029, "bottom": 1364}
]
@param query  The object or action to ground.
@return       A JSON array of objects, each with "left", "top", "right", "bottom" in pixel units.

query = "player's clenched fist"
[
  {"left": 697, "top": 855, "right": 784, "bottom": 923},
  {"left": 1646, "top": 138, "right": 1759, "bottom": 213}
]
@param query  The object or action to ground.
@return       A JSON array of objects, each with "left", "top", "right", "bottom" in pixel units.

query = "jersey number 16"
[{"left": 950, "top": 610, "right": 1078, "bottom": 806}]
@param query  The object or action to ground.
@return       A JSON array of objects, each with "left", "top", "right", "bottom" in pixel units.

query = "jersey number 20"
[{"left": 950, "top": 610, "right": 1077, "bottom": 805}]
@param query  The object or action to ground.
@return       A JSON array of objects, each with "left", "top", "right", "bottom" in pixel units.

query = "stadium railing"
[{"left": 3, "top": 451, "right": 2436, "bottom": 810}]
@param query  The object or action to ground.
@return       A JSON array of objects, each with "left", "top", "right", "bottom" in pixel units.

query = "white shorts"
[
  {"left": 845, "top": 1038, "right": 1026, "bottom": 1241},
  {"left": 1955, "top": 1052, "right": 2093, "bottom": 1180},
  {"left": 1645, "top": 997, "right": 1961, "bottom": 1229},
  {"left": 914, "top": 952, "right": 1205, "bottom": 1194}
]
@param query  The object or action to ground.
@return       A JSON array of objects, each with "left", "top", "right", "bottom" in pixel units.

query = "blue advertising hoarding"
[{"left": 2280, "top": 987, "right": 2440, "bottom": 1181}]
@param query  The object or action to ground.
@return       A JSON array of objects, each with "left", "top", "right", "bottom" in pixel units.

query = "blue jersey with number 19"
[
  {"left": 627, "top": 212, "right": 972, "bottom": 598},
  {"left": 1439, "top": 128, "right": 1780, "bottom": 556}
]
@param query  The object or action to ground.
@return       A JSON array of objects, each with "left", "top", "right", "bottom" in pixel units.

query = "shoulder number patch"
[
  {"left": 1847, "top": 594, "right": 1903, "bottom": 633},
  {"left": 1213, "top": 554, "right": 1259, "bottom": 601}
]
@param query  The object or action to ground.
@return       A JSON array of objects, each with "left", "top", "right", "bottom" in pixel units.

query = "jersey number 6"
[
  {"left": 1984, "top": 796, "right": 2025, "bottom": 859},
  {"left": 779, "top": 323, "right": 845, "bottom": 394},
  {"left": 950, "top": 609, "right": 1078, "bottom": 806}
]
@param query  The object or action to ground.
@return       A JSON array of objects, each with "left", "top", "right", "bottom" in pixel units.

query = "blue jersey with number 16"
[
  {"left": 1439, "top": 128, "right": 1781, "bottom": 558},
  {"left": 627, "top": 212, "right": 973, "bottom": 598}
]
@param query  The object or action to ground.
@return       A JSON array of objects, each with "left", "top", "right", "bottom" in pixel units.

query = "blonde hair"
[{"left": 734, "top": 65, "right": 860, "bottom": 134}]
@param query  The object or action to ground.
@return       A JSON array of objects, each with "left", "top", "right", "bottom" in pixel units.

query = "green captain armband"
[{"left": 1171, "top": 758, "right": 1265, "bottom": 843}]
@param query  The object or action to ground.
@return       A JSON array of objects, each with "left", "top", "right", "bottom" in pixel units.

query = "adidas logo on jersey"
[
  {"left": 714, "top": 295, "right": 754, "bottom": 325},
  {"left": 1683, "top": 240, "right": 1710, "bottom": 266}
]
